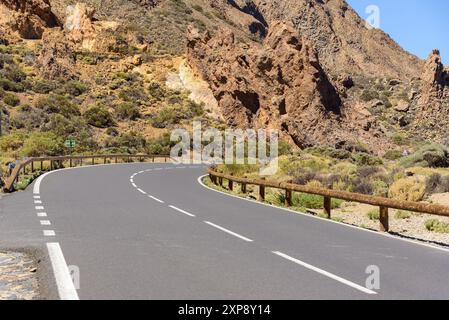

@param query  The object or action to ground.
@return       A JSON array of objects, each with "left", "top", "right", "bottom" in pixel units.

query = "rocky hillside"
[{"left": 0, "top": 0, "right": 448, "bottom": 166}]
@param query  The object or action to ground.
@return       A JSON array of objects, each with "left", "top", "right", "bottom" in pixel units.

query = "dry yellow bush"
[
  {"left": 388, "top": 177, "right": 426, "bottom": 202},
  {"left": 306, "top": 180, "right": 323, "bottom": 188}
]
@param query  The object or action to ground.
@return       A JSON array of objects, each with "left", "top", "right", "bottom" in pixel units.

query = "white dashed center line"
[
  {"left": 37, "top": 212, "right": 48, "bottom": 217},
  {"left": 35, "top": 206, "right": 45, "bottom": 210},
  {"left": 40, "top": 220, "right": 52, "bottom": 226},
  {"left": 272, "top": 251, "right": 377, "bottom": 295},
  {"left": 43, "top": 230, "right": 56, "bottom": 237},
  {"left": 169, "top": 205, "right": 196, "bottom": 217},
  {"left": 204, "top": 221, "right": 253, "bottom": 242}
]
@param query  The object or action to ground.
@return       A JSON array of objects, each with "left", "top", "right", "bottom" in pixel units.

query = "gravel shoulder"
[{"left": 0, "top": 251, "right": 39, "bottom": 300}]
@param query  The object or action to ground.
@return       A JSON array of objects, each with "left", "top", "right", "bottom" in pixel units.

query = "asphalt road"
[{"left": 1, "top": 163, "right": 449, "bottom": 299}]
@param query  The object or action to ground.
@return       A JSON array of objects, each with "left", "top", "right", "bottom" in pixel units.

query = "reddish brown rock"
[
  {"left": 419, "top": 49, "right": 448, "bottom": 104},
  {"left": 37, "top": 29, "right": 77, "bottom": 80},
  {"left": 187, "top": 22, "right": 387, "bottom": 151},
  {"left": 0, "top": 0, "right": 60, "bottom": 39}
]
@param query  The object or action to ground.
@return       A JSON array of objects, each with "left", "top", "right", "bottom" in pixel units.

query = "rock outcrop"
[
  {"left": 0, "top": 0, "right": 60, "bottom": 39},
  {"left": 187, "top": 22, "right": 386, "bottom": 150},
  {"left": 420, "top": 49, "right": 449, "bottom": 104},
  {"left": 212, "top": 0, "right": 422, "bottom": 80},
  {"left": 37, "top": 29, "right": 76, "bottom": 80},
  {"left": 64, "top": 2, "right": 96, "bottom": 49},
  {"left": 413, "top": 50, "right": 449, "bottom": 142}
]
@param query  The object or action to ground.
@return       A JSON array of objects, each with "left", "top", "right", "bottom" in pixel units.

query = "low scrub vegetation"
[{"left": 425, "top": 219, "right": 449, "bottom": 234}]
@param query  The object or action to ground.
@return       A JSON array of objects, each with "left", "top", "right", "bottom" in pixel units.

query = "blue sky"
[{"left": 348, "top": 0, "right": 448, "bottom": 65}]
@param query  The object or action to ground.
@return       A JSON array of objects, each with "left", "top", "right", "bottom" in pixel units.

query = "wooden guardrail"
[
  {"left": 208, "top": 168, "right": 449, "bottom": 232},
  {"left": 3, "top": 154, "right": 171, "bottom": 193}
]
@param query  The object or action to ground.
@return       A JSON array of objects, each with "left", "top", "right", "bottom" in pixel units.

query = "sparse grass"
[
  {"left": 367, "top": 209, "right": 380, "bottom": 221},
  {"left": 425, "top": 219, "right": 449, "bottom": 234},
  {"left": 395, "top": 210, "right": 412, "bottom": 220}
]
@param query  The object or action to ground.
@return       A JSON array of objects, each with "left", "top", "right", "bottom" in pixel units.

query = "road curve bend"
[{"left": 1, "top": 163, "right": 449, "bottom": 299}]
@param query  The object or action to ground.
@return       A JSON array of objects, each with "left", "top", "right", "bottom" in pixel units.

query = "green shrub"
[
  {"left": 400, "top": 144, "right": 449, "bottom": 168},
  {"left": 151, "top": 107, "right": 178, "bottom": 128},
  {"left": 116, "top": 103, "right": 141, "bottom": 120},
  {"left": 395, "top": 210, "right": 412, "bottom": 219},
  {"left": 63, "top": 80, "right": 89, "bottom": 96},
  {"left": 3, "top": 93, "right": 20, "bottom": 106},
  {"left": 352, "top": 153, "right": 383, "bottom": 166},
  {"left": 34, "top": 95, "right": 79, "bottom": 117},
  {"left": 360, "top": 89, "right": 380, "bottom": 102},
  {"left": 118, "top": 86, "right": 147, "bottom": 102},
  {"left": 0, "top": 131, "right": 27, "bottom": 152},
  {"left": 32, "top": 79, "right": 54, "bottom": 93},
  {"left": 425, "top": 219, "right": 449, "bottom": 234},
  {"left": 384, "top": 150, "right": 403, "bottom": 160},
  {"left": 0, "top": 78, "right": 24, "bottom": 92},
  {"left": 292, "top": 193, "right": 342, "bottom": 210},
  {"left": 20, "top": 132, "right": 63, "bottom": 157},
  {"left": 367, "top": 209, "right": 380, "bottom": 220},
  {"left": 84, "top": 105, "right": 116, "bottom": 128}
]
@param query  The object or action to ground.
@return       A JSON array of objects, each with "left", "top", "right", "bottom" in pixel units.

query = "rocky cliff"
[
  {"left": 0, "top": 0, "right": 60, "bottom": 39},
  {"left": 187, "top": 21, "right": 386, "bottom": 150}
]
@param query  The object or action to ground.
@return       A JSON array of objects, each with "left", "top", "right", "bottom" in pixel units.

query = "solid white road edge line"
[
  {"left": 137, "top": 188, "right": 147, "bottom": 194},
  {"left": 197, "top": 175, "right": 449, "bottom": 254},
  {"left": 272, "top": 251, "right": 377, "bottom": 295},
  {"left": 204, "top": 221, "right": 253, "bottom": 242},
  {"left": 47, "top": 243, "right": 79, "bottom": 300},
  {"left": 148, "top": 195, "right": 164, "bottom": 203},
  {"left": 168, "top": 205, "right": 196, "bottom": 217}
]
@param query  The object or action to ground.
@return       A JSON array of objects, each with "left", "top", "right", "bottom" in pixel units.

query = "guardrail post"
[
  {"left": 104, "top": 157, "right": 107, "bottom": 164},
  {"left": 50, "top": 160, "right": 53, "bottom": 171},
  {"left": 259, "top": 178, "right": 266, "bottom": 202},
  {"left": 241, "top": 182, "right": 246, "bottom": 193},
  {"left": 31, "top": 161, "right": 34, "bottom": 172},
  {"left": 70, "top": 158, "right": 73, "bottom": 167},
  {"left": 40, "top": 161, "right": 43, "bottom": 170},
  {"left": 379, "top": 206, "right": 389, "bottom": 232},
  {"left": 152, "top": 157, "right": 155, "bottom": 163},
  {"left": 228, "top": 175, "right": 233, "bottom": 191},
  {"left": 285, "top": 189, "right": 292, "bottom": 207},
  {"left": 115, "top": 157, "right": 118, "bottom": 164},
  {"left": 323, "top": 196, "right": 331, "bottom": 219},
  {"left": 92, "top": 157, "right": 95, "bottom": 165}
]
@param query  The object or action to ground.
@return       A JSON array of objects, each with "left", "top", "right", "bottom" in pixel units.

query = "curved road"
[{"left": 1, "top": 163, "right": 449, "bottom": 299}]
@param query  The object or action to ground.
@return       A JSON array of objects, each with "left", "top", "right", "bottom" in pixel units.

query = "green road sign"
[{"left": 64, "top": 138, "right": 76, "bottom": 148}]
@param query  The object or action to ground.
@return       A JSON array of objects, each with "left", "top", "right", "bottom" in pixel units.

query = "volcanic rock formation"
[
  {"left": 0, "top": 0, "right": 60, "bottom": 39},
  {"left": 187, "top": 21, "right": 385, "bottom": 150}
]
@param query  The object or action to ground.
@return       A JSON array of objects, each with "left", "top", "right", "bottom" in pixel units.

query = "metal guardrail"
[
  {"left": 3, "top": 154, "right": 171, "bottom": 193},
  {"left": 208, "top": 168, "right": 449, "bottom": 232}
]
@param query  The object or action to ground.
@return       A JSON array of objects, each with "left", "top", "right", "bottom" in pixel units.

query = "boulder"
[{"left": 394, "top": 100, "right": 410, "bottom": 112}]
